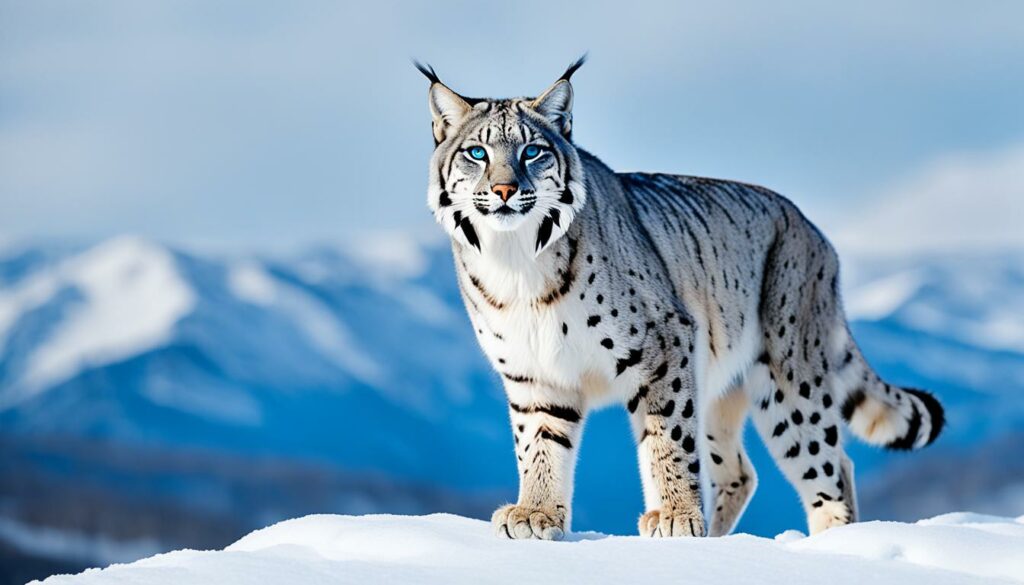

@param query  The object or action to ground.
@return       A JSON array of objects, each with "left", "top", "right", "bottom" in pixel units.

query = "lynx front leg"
[
  {"left": 493, "top": 381, "right": 584, "bottom": 541},
  {"left": 628, "top": 354, "right": 706, "bottom": 537}
]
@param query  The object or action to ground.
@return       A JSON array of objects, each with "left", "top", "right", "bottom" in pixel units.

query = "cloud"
[{"left": 833, "top": 144, "right": 1024, "bottom": 255}]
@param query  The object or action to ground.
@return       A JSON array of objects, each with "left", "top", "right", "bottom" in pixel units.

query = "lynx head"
[{"left": 419, "top": 58, "right": 587, "bottom": 256}]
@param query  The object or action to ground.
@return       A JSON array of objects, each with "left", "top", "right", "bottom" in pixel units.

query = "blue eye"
[
  {"left": 523, "top": 145, "right": 541, "bottom": 159},
  {"left": 468, "top": 146, "right": 487, "bottom": 161}
]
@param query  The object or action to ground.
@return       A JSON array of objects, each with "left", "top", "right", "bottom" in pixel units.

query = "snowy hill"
[
  {"left": 33, "top": 513, "right": 1024, "bottom": 585},
  {"left": 2, "top": 236, "right": 1023, "bottom": 580}
]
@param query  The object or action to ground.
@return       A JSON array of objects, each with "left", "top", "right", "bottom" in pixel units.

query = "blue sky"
[{"left": 2, "top": 1, "right": 1023, "bottom": 249}]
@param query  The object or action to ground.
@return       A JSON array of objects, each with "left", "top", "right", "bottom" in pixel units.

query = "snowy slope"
[{"left": 34, "top": 513, "right": 1024, "bottom": 585}]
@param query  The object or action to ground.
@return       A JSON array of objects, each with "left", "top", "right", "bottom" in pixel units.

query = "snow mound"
[{"left": 34, "top": 513, "right": 1024, "bottom": 584}]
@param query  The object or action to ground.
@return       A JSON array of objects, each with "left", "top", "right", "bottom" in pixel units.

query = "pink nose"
[{"left": 492, "top": 183, "right": 518, "bottom": 202}]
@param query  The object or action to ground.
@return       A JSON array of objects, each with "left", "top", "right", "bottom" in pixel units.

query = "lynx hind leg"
[
  {"left": 751, "top": 223, "right": 854, "bottom": 534},
  {"left": 706, "top": 387, "right": 757, "bottom": 536},
  {"left": 747, "top": 352, "right": 854, "bottom": 534}
]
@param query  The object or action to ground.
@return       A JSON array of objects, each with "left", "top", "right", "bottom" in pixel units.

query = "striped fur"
[{"left": 420, "top": 61, "right": 944, "bottom": 540}]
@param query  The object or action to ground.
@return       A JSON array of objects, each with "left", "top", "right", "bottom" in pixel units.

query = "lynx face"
[{"left": 421, "top": 61, "right": 587, "bottom": 255}]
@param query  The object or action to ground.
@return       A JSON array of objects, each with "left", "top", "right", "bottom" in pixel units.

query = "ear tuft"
[
  {"left": 413, "top": 60, "right": 442, "bottom": 85},
  {"left": 532, "top": 55, "right": 585, "bottom": 137},
  {"left": 559, "top": 53, "right": 588, "bottom": 82},
  {"left": 416, "top": 62, "right": 471, "bottom": 144}
]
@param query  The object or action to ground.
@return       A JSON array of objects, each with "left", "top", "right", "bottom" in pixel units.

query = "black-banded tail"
[{"left": 836, "top": 343, "right": 945, "bottom": 451}]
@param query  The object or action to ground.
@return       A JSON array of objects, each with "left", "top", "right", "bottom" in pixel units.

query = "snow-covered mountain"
[
  {"left": 2, "top": 236, "right": 1023, "bottom": 581},
  {"left": 0, "top": 235, "right": 508, "bottom": 484}
]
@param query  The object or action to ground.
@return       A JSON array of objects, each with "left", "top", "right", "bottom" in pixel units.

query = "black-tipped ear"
[
  {"left": 532, "top": 55, "right": 586, "bottom": 136},
  {"left": 558, "top": 54, "right": 587, "bottom": 83},
  {"left": 415, "top": 61, "right": 471, "bottom": 144},
  {"left": 414, "top": 60, "right": 441, "bottom": 85}
]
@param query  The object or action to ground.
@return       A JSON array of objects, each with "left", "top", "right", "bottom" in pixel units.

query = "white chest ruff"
[
  {"left": 458, "top": 237, "right": 633, "bottom": 407},
  {"left": 471, "top": 298, "right": 625, "bottom": 401}
]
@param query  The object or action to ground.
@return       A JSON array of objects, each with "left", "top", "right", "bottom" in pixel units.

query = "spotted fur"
[{"left": 419, "top": 59, "right": 944, "bottom": 540}]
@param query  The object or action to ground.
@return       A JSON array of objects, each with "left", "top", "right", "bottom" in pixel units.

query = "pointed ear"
[
  {"left": 531, "top": 80, "right": 573, "bottom": 136},
  {"left": 429, "top": 83, "right": 472, "bottom": 143},
  {"left": 415, "top": 62, "right": 471, "bottom": 144},
  {"left": 531, "top": 55, "right": 585, "bottom": 136}
]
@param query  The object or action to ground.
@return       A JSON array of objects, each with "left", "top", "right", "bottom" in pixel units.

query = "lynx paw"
[
  {"left": 492, "top": 504, "right": 566, "bottom": 541},
  {"left": 638, "top": 507, "right": 706, "bottom": 538},
  {"left": 808, "top": 500, "right": 852, "bottom": 534}
]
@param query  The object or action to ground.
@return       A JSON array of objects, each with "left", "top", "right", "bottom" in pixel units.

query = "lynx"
[{"left": 419, "top": 59, "right": 943, "bottom": 540}]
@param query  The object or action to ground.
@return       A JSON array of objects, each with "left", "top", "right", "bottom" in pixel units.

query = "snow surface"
[{"left": 35, "top": 513, "right": 1024, "bottom": 584}]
